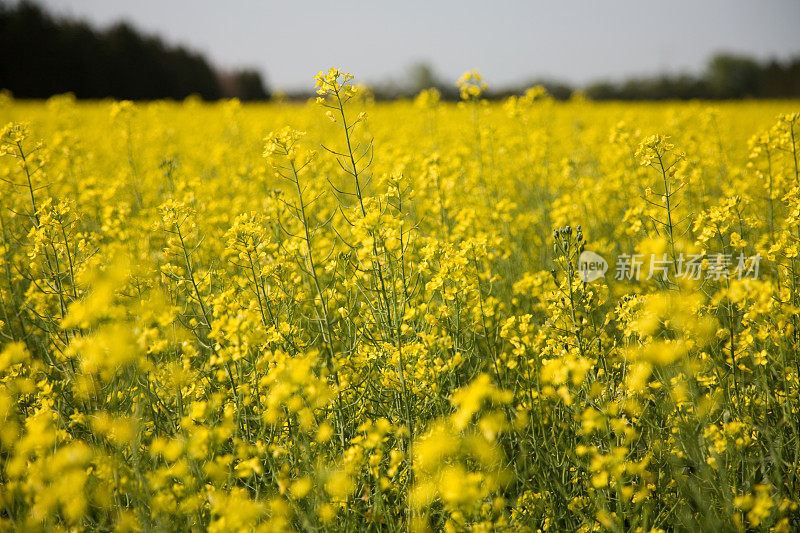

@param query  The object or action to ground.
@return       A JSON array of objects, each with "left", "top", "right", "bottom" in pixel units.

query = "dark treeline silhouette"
[
  {"left": 0, "top": 1, "right": 270, "bottom": 101},
  {"left": 2, "top": 1, "right": 797, "bottom": 103},
  {"left": 584, "top": 54, "right": 800, "bottom": 101},
  {"left": 369, "top": 57, "right": 800, "bottom": 102}
]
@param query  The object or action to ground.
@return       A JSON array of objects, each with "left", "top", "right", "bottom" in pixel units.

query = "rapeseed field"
[{"left": 1, "top": 69, "right": 799, "bottom": 531}]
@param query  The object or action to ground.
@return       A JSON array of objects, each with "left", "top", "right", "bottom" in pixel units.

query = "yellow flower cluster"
[{"left": 0, "top": 70, "right": 798, "bottom": 531}]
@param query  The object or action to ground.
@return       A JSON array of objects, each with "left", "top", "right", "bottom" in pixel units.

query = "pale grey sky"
[{"left": 34, "top": 0, "right": 800, "bottom": 91}]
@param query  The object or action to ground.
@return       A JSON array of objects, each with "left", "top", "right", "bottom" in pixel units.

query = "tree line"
[
  {"left": 581, "top": 54, "right": 800, "bottom": 101},
  {"left": 385, "top": 57, "right": 800, "bottom": 102},
  {"left": 0, "top": 1, "right": 270, "bottom": 101},
  {"left": 2, "top": 1, "right": 798, "bottom": 102}
]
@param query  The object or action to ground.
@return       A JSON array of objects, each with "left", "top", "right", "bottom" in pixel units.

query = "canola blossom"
[{"left": 0, "top": 70, "right": 799, "bottom": 531}]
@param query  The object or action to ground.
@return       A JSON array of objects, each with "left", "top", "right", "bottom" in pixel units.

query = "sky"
[{"left": 32, "top": 0, "right": 800, "bottom": 92}]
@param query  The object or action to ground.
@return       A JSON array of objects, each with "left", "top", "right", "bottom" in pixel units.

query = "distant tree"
[
  {"left": 584, "top": 81, "right": 615, "bottom": 101},
  {"left": 0, "top": 1, "right": 240, "bottom": 100},
  {"left": 706, "top": 54, "right": 761, "bottom": 98},
  {"left": 541, "top": 81, "right": 573, "bottom": 101},
  {"left": 217, "top": 69, "right": 271, "bottom": 101},
  {"left": 407, "top": 61, "right": 439, "bottom": 94},
  {"left": 233, "top": 70, "right": 271, "bottom": 101}
]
